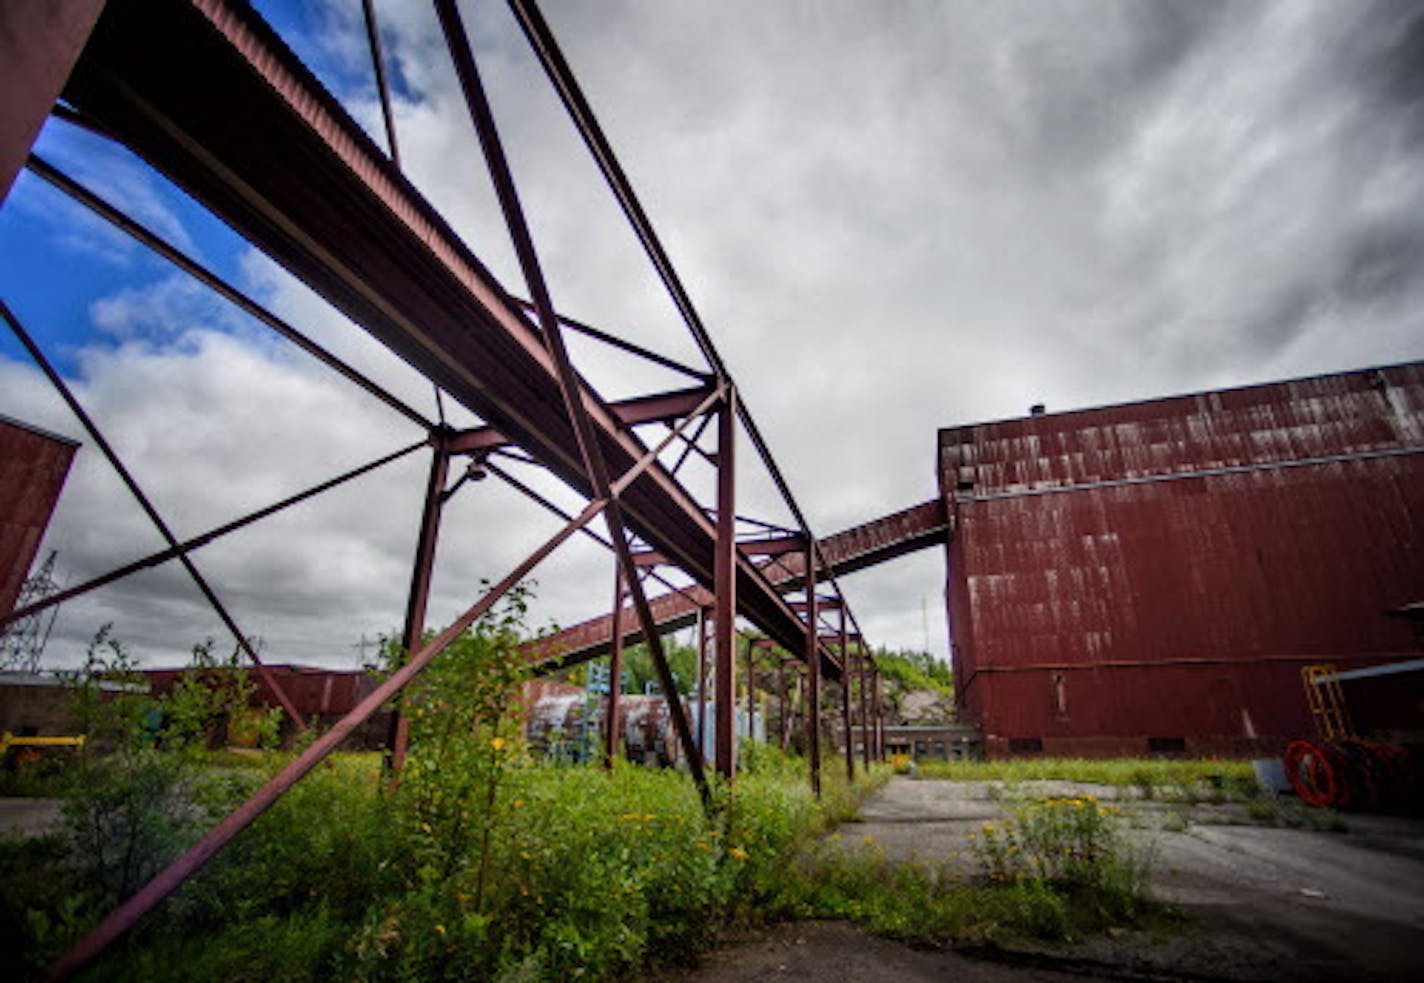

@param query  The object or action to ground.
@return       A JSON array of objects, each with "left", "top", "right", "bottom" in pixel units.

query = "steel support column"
[
  {"left": 777, "top": 662, "right": 789, "bottom": 750},
  {"left": 384, "top": 434, "right": 451, "bottom": 776},
  {"left": 603, "top": 565, "right": 626, "bottom": 770},
  {"left": 873, "top": 667, "right": 885, "bottom": 761},
  {"left": 805, "top": 565, "right": 821, "bottom": 797},
  {"left": 857, "top": 645, "right": 871, "bottom": 770},
  {"left": 745, "top": 637, "right": 755, "bottom": 745},
  {"left": 437, "top": 0, "right": 707, "bottom": 802},
  {"left": 695, "top": 607, "right": 707, "bottom": 759},
  {"left": 713, "top": 391, "right": 737, "bottom": 778},
  {"left": 840, "top": 613, "right": 854, "bottom": 783}
]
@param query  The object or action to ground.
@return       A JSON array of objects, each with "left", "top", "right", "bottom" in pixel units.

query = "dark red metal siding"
[
  {"left": 941, "top": 363, "right": 1424, "bottom": 757},
  {"left": 0, "top": 417, "right": 78, "bottom": 618},
  {"left": 141, "top": 666, "right": 376, "bottom": 718}
]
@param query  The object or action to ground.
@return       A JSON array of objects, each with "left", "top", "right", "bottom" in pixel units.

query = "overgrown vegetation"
[
  {"left": 872, "top": 647, "right": 954, "bottom": 699},
  {"left": 914, "top": 756, "right": 1258, "bottom": 800},
  {"left": 789, "top": 791, "right": 1156, "bottom": 947},
  {"left": 1, "top": 612, "right": 1174, "bottom": 979},
  {"left": 1, "top": 608, "right": 893, "bottom": 980},
  {"left": 972, "top": 795, "right": 1151, "bottom": 922}
]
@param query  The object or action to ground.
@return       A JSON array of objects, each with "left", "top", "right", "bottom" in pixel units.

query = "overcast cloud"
[{"left": 2, "top": 0, "right": 1422, "bottom": 669}]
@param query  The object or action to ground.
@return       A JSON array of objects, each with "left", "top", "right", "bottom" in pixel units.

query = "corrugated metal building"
[
  {"left": 941, "top": 362, "right": 1424, "bottom": 758},
  {"left": 1, "top": 414, "right": 78, "bottom": 618}
]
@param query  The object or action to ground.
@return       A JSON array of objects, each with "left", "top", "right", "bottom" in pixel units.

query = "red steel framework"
[{"left": 0, "top": 1, "right": 888, "bottom": 975}]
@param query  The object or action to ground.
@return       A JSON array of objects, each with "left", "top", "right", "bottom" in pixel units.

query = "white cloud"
[{"left": 5, "top": 0, "right": 1423, "bottom": 668}]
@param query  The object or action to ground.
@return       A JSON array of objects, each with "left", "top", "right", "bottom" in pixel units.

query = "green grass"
[
  {"left": 0, "top": 747, "right": 1177, "bottom": 980},
  {"left": 913, "top": 757, "right": 1257, "bottom": 796},
  {"left": 2, "top": 745, "right": 891, "bottom": 982},
  {"left": 2, "top": 739, "right": 1185, "bottom": 980}
]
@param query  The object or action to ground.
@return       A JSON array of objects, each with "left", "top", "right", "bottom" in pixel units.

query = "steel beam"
[
  {"left": 359, "top": 0, "right": 400, "bottom": 166},
  {"left": 603, "top": 565, "right": 626, "bottom": 770},
  {"left": 0, "top": 438, "right": 425, "bottom": 631},
  {"left": 873, "top": 667, "right": 885, "bottom": 761},
  {"left": 58, "top": 0, "right": 813, "bottom": 667},
  {"left": 49, "top": 494, "right": 610, "bottom": 981},
  {"left": 840, "top": 613, "right": 854, "bottom": 783},
  {"left": 384, "top": 436, "right": 451, "bottom": 777},
  {"left": 434, "top": 0, "right": 707, "bottom": 802},
  {"left": 2, "top": 300, "right": 307, "bottom": 733},
  {"left": 745, "top": 635, "right": 756, "bottom": 748},
  {"left": 695, "top": 607, "right": 708, "bottom": 760},
  {"left": 26, "top": 155, "right": 436, "bottom": 431},
  {"left": 714, "top": 392, "right": 737, "bottom": 779},
  {"left": 447, "top": 383, "right": 716, "bottom": 455},
  {"left": 805, "top": 562, "right": 820, "bottom": 797},
  {"left": 857, "top": 646, "right": 871, "bottom": 770},
  {"left": 510, "top": 297, "right": 709, "bottom": 382},
  {"left": 0, "top": 0, "right": 104, "bottom": 204}
]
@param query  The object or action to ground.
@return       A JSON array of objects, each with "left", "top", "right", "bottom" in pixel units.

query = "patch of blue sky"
[
  {"left": 3, "top": 114, "right": 277, "bottom": 376},
  {"left": 252, "top": 0, "right": 412, "bottom": 143},
  {"left": 1, "top": 0, "right": 404, "bottom": 378}
]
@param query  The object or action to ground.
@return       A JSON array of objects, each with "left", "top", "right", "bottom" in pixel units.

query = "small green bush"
[{"left": 971, "top": 794, "right": 1151, "bottom": 924}]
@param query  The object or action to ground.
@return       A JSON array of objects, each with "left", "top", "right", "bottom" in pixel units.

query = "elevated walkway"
[{"left": 524, "top": 498, "right": 948, "bottom": 666}]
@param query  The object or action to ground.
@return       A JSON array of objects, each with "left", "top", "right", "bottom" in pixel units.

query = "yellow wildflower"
[
  {"left": 728, "top": 847, "right": 749, "bottom": 860},
  {"left": 434, "top": 925, "right": 446, "bottom": 936},
  {"left": 490, "top": 736, "right": 506, "bottom": 751}
]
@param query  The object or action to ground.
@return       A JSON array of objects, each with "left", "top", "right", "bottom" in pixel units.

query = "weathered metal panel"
[
  {"left": 141, "top": 665, "right": 376, "bottom": 718},
  {"left": 0, "top": 0, "right": 106, "bottom": 204},
  {"left": 0, "top": 416, "right": 78, "bottom": 618},
  {"left": 942, "top": 363, "right": 1424, "bottom": 756}
]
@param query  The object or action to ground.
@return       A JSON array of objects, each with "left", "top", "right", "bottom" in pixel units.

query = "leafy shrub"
[
  {"left": 799, "top": 844, "right": 1070, "bottom": 944},
  {"left": 971, "top": 794, "right": 1151, "bottom": 923}
]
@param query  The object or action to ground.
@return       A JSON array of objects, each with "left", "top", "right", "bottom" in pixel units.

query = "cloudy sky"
[{"left": 2, "top": 0, "right": 1422, "bottom": 670}]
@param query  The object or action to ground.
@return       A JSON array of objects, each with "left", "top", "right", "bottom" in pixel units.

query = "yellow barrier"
[{"left": 1, "top": 733, "right": 87, "bottom": 754}]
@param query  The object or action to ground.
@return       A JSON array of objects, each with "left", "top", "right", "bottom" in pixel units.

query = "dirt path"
[
  {"left": 662, "top": 778, "right": 1424, "bottom": 982},
  {"left": 652, "top": 920, "right": 1090, "bottom": 983}
]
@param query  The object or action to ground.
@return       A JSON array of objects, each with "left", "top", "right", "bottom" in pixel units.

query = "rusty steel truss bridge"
[{"left": 0, "top": 2, "right": 949, "bottom": 975}]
